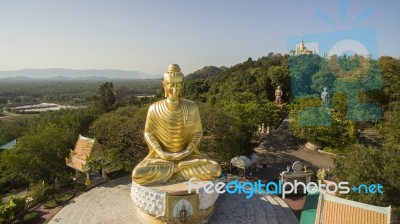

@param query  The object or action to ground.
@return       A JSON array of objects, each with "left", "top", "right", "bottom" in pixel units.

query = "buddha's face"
[{"left": 163, "top": 76, "right": 183, "bottom": 102}]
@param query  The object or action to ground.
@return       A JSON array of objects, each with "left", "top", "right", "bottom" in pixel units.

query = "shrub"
[
  {"left": 29, "top": 182, "right": 47, "bottom": 202},
  {"left": 392, "top": 207, "right": 400, "bottom": 224},
  {"left": 73, "top": 182, "right": 87, "bottom": 191},
  {"left": 0, "top": 196, "right": 27, "bottom": 223},
  {"left": 55, "top": 192, "right": 74, "bottom": 203},
  {"left": 323, "top": 146, "right": 343, "bottom": 155},
  {"left": 43, "top": 192, "right": 74, "bottom": 209},
  {"left": 30, "top": 182, "right": 60, "bottom": 202},
  {"left": 84, "top": 179, "right": 91, "bottom": 186},
  {"left": 8, "top": 196, "right": 26, "bottom": 215},
  {"left": 23, "top": 212, "right": 40, "bottom": 224},
  {"left": 43, "top": 185, "right": 60, "bottom": 199},
  {"left": 316, "top": 168, "right": 326, "bottom": 181},
  {"left": 43, "top": 199, "right": 58, "bottom": 209},
  {"left": 0, "top": 205, "right": 12, "bottom": 223}
]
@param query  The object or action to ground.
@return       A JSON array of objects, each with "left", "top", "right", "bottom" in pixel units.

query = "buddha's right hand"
[
  {"left": 158, "top": 150, "right": 187, "bottom": 161},
  {"left": 170, "top": 149, "right": 192, "bottom": 161},
  {"left": 156, "top": 150, "right": 172, "bottom": 160},
  {"left": 156, "top": 150, "right": 180, "bottom": 160}
]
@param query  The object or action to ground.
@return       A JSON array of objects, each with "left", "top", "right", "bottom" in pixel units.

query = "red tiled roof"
[
  {"left": 315, "top": 193, "right": 391, "bottom": 224},
  {"left": 66, "top": 135, "right": 95, "bottom": 172}
]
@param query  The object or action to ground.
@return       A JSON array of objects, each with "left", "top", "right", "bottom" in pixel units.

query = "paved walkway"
[
  {"left": 359, "top": 128, "right": 381, "bottom": 147},
  {"left": 49, "top": 175, "right": 298, "bottom": 224},
  {"left": 250, "top": 116, "right": 335, "bottom": 220},
  {"left": 49, "top": 176, "right": 142, "bottom": 224},
  {"left": 258, "top": 117, "right": 334, "bottom": 175}
]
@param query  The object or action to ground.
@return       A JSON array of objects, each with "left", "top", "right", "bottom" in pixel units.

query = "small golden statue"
[
  {"left": 275, "top": 86, "right": 283, "bottom": 105},
  {"left": 132, "top": 64, "right": 221, "bottom": 185}
]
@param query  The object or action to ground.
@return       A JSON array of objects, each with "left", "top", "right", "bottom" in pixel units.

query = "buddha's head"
[{"left": 163, "top": 64, "right": 184, "bottom": 103}]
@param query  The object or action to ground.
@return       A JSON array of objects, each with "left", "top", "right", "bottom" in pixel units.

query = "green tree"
[
  {"left": 289, "top": 97, "right": 357, "bottom": 151},
  {"left": 183, "top": 79, "right": 210, "bottom": 101},
  {"left": 267, "top": 66, "right": 291, "bottom": 99},
  {"left": 0, "top": 119, "right": 31, "bottom": 146},
  {"left": 380, "top": 56, "right": 400, "bottom": 103},
  {"left": 202, "top": 53, "right": 288, "bottom": 103},
  {"left": 0, "top": 109, "right": 94, "bottom": 190},
  {"left": 289, "top": 54, "right": 323, "bottom": 97},
  {"left": 311, "top": 64, "right": 335, "bottom": 93},
  {"left": 334, "top": 144, "right": 400, "bottom": 207},
  {"left": 89, "top": 106, "right": 148, "bottom": 171},
  {"left": 379, "top": 101, "right": 400, "bottom": 146},
  {"left": 221, "top": 92, "right": 280, "bottom": 130},
  {"left": 91, "top": 82, "right": 116, "bottom": 116},
  {"left": 2, "top": 123, "right": 75, "bottom": 184},
  {"left": 199, "top": 104, "right": 253, "bottom": 163}
]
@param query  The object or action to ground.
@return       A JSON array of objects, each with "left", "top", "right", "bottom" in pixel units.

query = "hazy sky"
[{"left": 0, "top": 0, "right": 399, "bottom": 75}]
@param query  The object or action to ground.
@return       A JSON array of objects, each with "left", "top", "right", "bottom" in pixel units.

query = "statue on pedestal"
[
  {"left": 275, "top": 86, "right": 283, "bottom": 105},
  {"left": 131, "top": 64, "right": 221, "bottom": 223},
  {"left": 132, "top": 64, "right": 221, "bottom": 185},
  {"left": 321, "top": 87, "right": 329, "bottom": 108}
]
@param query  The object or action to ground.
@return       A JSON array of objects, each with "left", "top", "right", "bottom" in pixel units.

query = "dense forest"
[
  {"left": 0, "top": 79, "right": 161, "bottom": 107},
  {"left": 0, "top": 53, "right": 400, "bottom": 222}
]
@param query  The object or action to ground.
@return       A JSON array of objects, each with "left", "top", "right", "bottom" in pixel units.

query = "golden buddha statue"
[{"left": 132, "top": 64, "right": 221, "bottom": 185}]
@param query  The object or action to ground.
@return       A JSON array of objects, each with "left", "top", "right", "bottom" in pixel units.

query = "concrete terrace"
[{"left": 49, "top": 175, "right": 298, "bottom": 224}]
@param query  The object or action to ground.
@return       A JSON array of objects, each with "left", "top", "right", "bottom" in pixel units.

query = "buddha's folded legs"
[
  {"left": 173, "top": 156, "right": 222, "bottom": 181},
  {"left": 132, "top": 156, "right": 222, "bottom": 185},
  {"left": 132, "top": 159, "right": 175, "bottom": 185},
  {"left": 173, "top": 163, "right": 221, "bottom": 181}
]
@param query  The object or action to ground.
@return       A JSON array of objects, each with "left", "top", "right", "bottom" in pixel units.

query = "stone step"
[
  {"left": 209, "top": 193, "right": 255, "bottom": 224},
  {"left": 264, "top": 194, "right": 291, "bottom": 224},
  {"left": 250, "top": 195, "right": 268, "bottom": 224},
  {"left": 269, "top": 194, "right": 299, "bottom": 224},
  {"left": 259, "top": 196, "right": 280, "bottom": 224},
  {"left": 209, "top": 192, "right": 298, "bottom": 224}
]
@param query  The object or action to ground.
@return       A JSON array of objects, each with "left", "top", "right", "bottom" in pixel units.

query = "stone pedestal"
[
  {"left": 280, "top": 171, "right": 313, "bottom": 185},
  {"left": 280, "top": 161, "right": 314, "bottom": 194},
  {"left": 131, "top": 180, "right": 219, "bottom": 224},
  {"left": 305, "top": 142, "right": 321, "bottom": 151}
]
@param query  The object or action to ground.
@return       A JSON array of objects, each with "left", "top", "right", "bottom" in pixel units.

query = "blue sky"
[{"left": 0, "top": 0, "right": 398, "bottom": 75}]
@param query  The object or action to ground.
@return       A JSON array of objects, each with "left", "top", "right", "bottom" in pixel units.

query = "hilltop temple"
[{"left": 290, "top": 38, "right": 316, "bottom": 56}]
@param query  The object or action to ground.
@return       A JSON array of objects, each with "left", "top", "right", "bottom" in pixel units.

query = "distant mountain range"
[{"left": 0, "top": 68, "right": 162, "bottom": 79}]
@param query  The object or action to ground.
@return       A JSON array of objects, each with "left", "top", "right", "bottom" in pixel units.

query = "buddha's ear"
[
  {"left": 163, "top": 80, "right": 167, "bottom": 98},
  {"left": 180, "top": 82, "right": 184, "bottom": 97}
]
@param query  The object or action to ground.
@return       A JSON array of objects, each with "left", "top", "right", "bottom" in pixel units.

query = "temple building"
[
  {"left": 66, "top": 135, "right": 95, "bottom": 184},
  {"left": 301, "top": 191, "right": 391, "bottom": 224},
  {"left": 290, "top": 38, "right": 316, "bottom": 56}
]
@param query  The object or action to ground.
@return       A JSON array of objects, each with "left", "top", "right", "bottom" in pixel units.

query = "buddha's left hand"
[{"left": 171, "top": 147, "right": 193, "bottom": 160}]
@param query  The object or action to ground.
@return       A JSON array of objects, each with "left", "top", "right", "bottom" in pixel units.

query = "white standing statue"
[{"left": 321, "top": 87, "right": 329, "bottom": 108}]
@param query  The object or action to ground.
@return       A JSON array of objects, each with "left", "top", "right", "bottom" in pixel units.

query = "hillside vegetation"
[{"left": 0, "top": 54, "right": 400, "bottom": 221}]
